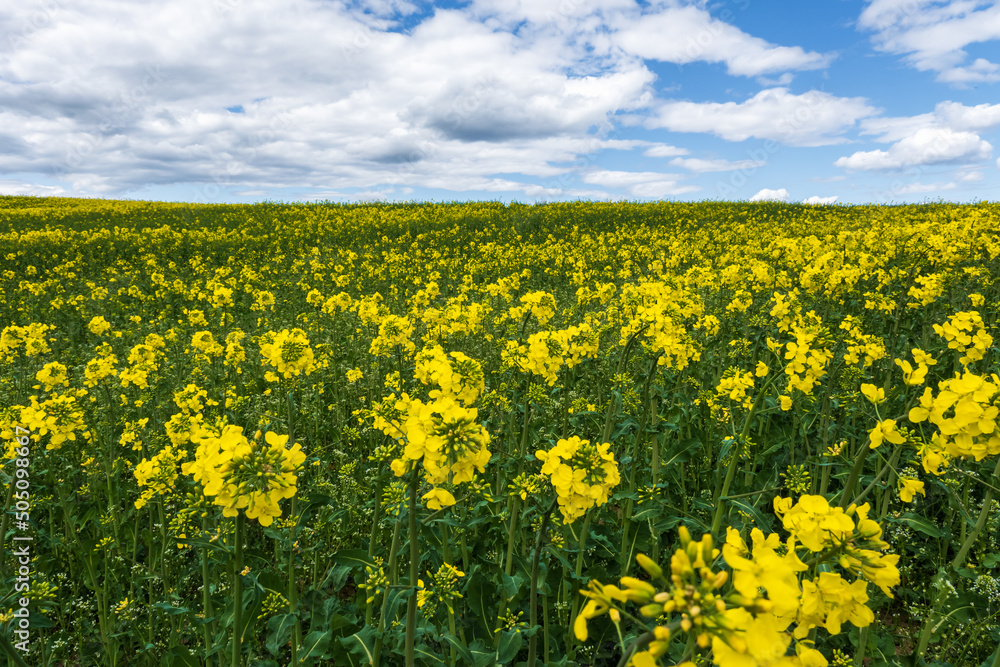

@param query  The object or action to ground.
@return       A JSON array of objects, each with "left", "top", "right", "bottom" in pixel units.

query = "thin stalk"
[
  {"left": 567, "top": 510, "right": 594, "bottom": 661},
  {"left": 404, "top": 470, "right": 420, "bottom": 667},
  {"left": 620, "top": 354, "right": 661, "bottom": 577},
  {"left": 365, "top": 479, "right": 385, "bottom": 626},
  {"left": 528, "top": 498, "right": 558, "bottom": 667},
  {"left": 710, "top": 373, "right": 778, "bottom": 535},
  {"left": 951, "top": 455, "right": 1000, "bottom": 569},
  {"left": 286, "top": 392, "right": 302, "bottom": 663},
  {"left": 372, "top": 508, "right": 404, "bottom": 666},
  {"left": 232, "top": 513, "right": 244, "bottom": 667},
  {"left": 0, "top": 472, "right": 15, "bottom": 580},
  {"left": 201, "top": 516, "right": 216, "bottom": 665},
  {"left": 649, "top": 394, "right": 661, "bottom": 564},
  {"left": 0, "top": 631, "right": 28, "bottom": 667},
  {"left": 288, "top": 495, "right": 300, "bottom": 665}
]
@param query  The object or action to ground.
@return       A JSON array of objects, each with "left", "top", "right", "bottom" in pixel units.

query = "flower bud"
[
  {"left": 636, "top": 553, "right": 664, "bottom": 580},
  {"left": 640, "top": 603, "right": 663, "bottom": 617}
]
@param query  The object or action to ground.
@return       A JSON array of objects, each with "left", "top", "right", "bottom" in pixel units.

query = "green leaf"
[
  {"left": 466, "top": 571, "right": 496, "bottom": 641},
  {"left": 300, "top": 629, "right": 332, "bottom": 664},
  {"left": 443, "top": 635, "right": 496, "bottom": 667},
  {"left": 265, "top": 613, "right": 297, "bottom": 656},
  {"left": 496, "top": 629, "right": 523, "bottom": 665},
  {"left": 895, "top": 513, "right": 943, "bottom": 538},
  {"left": 338, "top": 625, "right": 375, "bottom": 665},
  {"left": 152, "top": 601, "right": 191, "bottom": 616},
  {"left": 161, "top": 647, "right": 200, "bottom": 667},
  {"left": 329, "top": 549, "right": 376, "bottom": 570},
  {"left": 468, "top": 639, "right": 499, "bottom": 667},
  {"left": 501, "top": 571, "right": 518, "bottom": 600}
]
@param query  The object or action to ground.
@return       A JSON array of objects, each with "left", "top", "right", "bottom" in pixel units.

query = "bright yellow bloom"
[
  {"left": 898, "top": 478, "right": 925, "bottom": 503},
  {"left": 868, "top": 419, "right": 905, "bottom": 449}
]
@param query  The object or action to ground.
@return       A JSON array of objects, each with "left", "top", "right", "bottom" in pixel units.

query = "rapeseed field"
[{"left": 0, "top": 195, "right": 998, "bottom": 667}]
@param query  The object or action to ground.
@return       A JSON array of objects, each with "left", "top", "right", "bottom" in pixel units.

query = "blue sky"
[{"left": 2, "top": 0, "right": 999, "bottom": 205}]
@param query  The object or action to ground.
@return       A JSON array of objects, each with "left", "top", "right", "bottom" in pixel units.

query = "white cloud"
[
  {"left": 581, "top": 170, "right": 683, "bottom": 187},
  {"left": 648, "top": 88, "right": 879, "bottom": 146},
  {"left": 891, "top": 181, "right": 958, "bottom": 195},
  {"left": 580, "top": 169, "right": 698, "bottom": 197},
  {"left": 0, "top": 0, "right": 660, "bottom": 198},
  {"left": 956, "top": 170, "right": 984, "bottom": 182},
  {"left": 835, "top": 127, "right": 992, "bottom": 171},
  {"left": 643, "top": 144, "right": 690, "bottom": 158},
  {"left": 669, "top": 157, "right": 764, "bottom": 172},
  {"left": 859, "top": 101, "right": 1000, "bottom": 142},
  {"left": 629, "top": 181, "right": 701, "bottom": 198},
  {"left": 802, "top": 195, "right": 838, "bottom": 205},
  {"left": 610, "top": 4, "right": 833, "bottom": 77},
  {"left": 749, "top": 188, "right": 789, "bottom": 201},
  {"left": 0, "top": 180, "right": 72, "bottom": 197},
  {"left": 858, "top": 0, "right": 1000, "bottom": 85}
]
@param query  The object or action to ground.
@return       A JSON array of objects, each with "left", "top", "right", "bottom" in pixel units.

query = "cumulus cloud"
[
  {"left": 580, "top": 169, "right": 699, "bottom": 197},
  {"left": 668, "top": 157, "right": 765, "bottom": 173},
  {"left": 891, "top": 181, "right": 958, "bottom": 195},
  {"left": 0, "top": 180, "right": 73, "bottom": 197},
  {"left": 0, "top": 0, "right": 667, "bottom": 199},
  {"left": 836, "top": 127, "right": 993, "bottom": 171},
  {"left": 858, "top": 0, "right": 1000, "bottom": 85},
  {"left": 802, "top": 195, "right": 838, "bottom": 205},
  {"left": 609, "top": 4, "right": 833, "bottom": 76},
  {"left": 956, "top": 170, "right": 983, "bottom": 182},
  {"left": 749, "top": 188, "right": 789, "bottom": 201},
  {"left": 643, "top": 144, "right": 690, "bottom": 158},
  {"left": 648, "top": 88, "right": 879, "bottom": 146}
]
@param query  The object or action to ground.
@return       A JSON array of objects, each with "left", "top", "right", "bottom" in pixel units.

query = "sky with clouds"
[{"left": 2, "top": 0, "right": 1000, "bottom": 205}]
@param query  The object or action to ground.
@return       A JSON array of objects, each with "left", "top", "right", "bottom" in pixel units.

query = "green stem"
[
  {"left": 620, "top": 354, "right": 660, "bottom": 577},
  {"left": 288, "top": 494, "right": 300, "bottom": 665},
  {"left": 201, "top": 516, "right": 216, "bottom": 666},
  {"left": 567, "top": 510, "right": 594, "bottom": 661},
  {"left": 365, "top": 479, "right": 385, "bottom": 626},
  {"left": 650, "top": 395, "right": 660, "bottom": 565},
  {"left": 0, "top": 471, "right": 15, "bottom": 580},
  {"left": 372, "top": 506, "right": 403, "bottom": 667},
  {"left": 0, "top": 631, "right": 28, "bottom": 667},
  {"left": 601, "top": 324, "right": 650, "bottom": 446},
  {"left": 232, "top": 513, "right": 244, "bottom": 667},
  {"left": 710, "top": 373, "right": 777, "bottom": 535},
  {"left": 528, "top": 498, "right": 558, "bottom": 667},
  {"left": 405, "top": 469, "right": 420, "bottom": 667},
  {"left": 56, "top": 482, "right": 110, "bottom": 647},
  {"left": 951, "top": 455, "right": 1000, "bottom": 569}
]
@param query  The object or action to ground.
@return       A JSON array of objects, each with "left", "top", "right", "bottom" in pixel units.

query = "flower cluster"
[
  {"left": 417, "top": 562, "right": 465, "bottom": 617},
  {"left": 933, "top": 311, "right": 992, "bottom": 367},
  {"left": 182, "top": 425, "right": 305, "bottom": 526},
  {"left": 576, "top": 495, "right": 899, "bottom": 667},
  {"left": 908, "top": 370, "right": 1000, "bottom": 466},
  {"left": 369, "top": 314, "right": 416, "bottom": 358},
  {"left": 536, "top": 436, "right": 620, "bottom": 523},
  {"left": 19, "top": 390, "right": 91, "bottom": 450},
  {"left": 259, "top": 328, "right": 316, "bottom": 380},
  {"left": 715, "top": 368, "right": 755, "bottom": 410},
  {"left": 779, "top": 322, "right": 833, "bottom": 395},
  {"left": 134, "top": 444, "right": 187, "bottom": 510},
  {"left": 508, "top": 290, "right": 557, "bottom": 326},
  {"left": 501, "top": 322, "right": 601, "bottom": 386},
  {"left": 35, "top": 362, "right": 69, "bottom": 392},
  {"left": 0, "top": 323, "right": 53, "bottom": 360},
  {"left": 372, "top": 346, "right": 492, "bottom": 509}
]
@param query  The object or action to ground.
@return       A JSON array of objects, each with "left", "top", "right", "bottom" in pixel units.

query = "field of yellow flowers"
[{"left": 0, "top": 195, "right": 998, "bottom": 667}]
